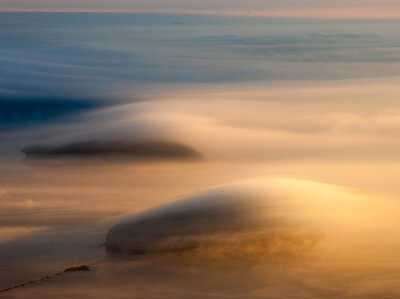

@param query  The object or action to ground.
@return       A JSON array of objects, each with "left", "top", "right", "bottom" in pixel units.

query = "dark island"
[{"left": 21, "top": 140, "right": 203, "bottom": 161}]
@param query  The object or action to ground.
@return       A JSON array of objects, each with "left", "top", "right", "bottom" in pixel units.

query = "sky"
[{"left": 1, "top": 0, "right": 400, "bottom": 18}]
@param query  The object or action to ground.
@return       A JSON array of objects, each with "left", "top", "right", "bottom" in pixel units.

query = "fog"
[
  {"left": 105, "top": 178, "right": 397, "bottom": 258},
  {"left": 3, "top": 79, "right": 400, "bottom": 297},
  {"left": 2, "top": 12, "right": 400, "bottom": 298}
]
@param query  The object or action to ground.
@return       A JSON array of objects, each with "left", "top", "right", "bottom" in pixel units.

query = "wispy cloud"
[{"left": 2, "top": 13, "right": 400, "bottom": 110}]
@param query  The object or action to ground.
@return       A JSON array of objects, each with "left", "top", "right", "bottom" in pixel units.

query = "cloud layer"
[{"left": 2, "top": 13, "right": 400, "bottom": 109}]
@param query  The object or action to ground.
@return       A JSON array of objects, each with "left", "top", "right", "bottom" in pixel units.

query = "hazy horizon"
[{"left": 2, "top": 0, "right": 400, "bottom": 19}]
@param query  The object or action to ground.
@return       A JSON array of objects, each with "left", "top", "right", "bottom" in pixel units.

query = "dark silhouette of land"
[
  {"left": 22, "top": 140, "right": 204, "bottom": 161},
  {"left": 0, "top": 265, "right": 91, "bottom": 293}
]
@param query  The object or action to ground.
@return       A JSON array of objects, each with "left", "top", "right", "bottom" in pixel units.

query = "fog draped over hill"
[{"left": 3, "top": 12, "right": 400, "bottom": 299}]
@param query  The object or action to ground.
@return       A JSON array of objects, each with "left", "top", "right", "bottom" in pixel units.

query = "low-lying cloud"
[{"left": 105, "top": 178, "right": 364, "bottom": 258}]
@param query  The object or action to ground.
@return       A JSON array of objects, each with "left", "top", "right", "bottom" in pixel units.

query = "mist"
[{"left": 2, "top": 11, "right": 400, "bottom": 299}]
